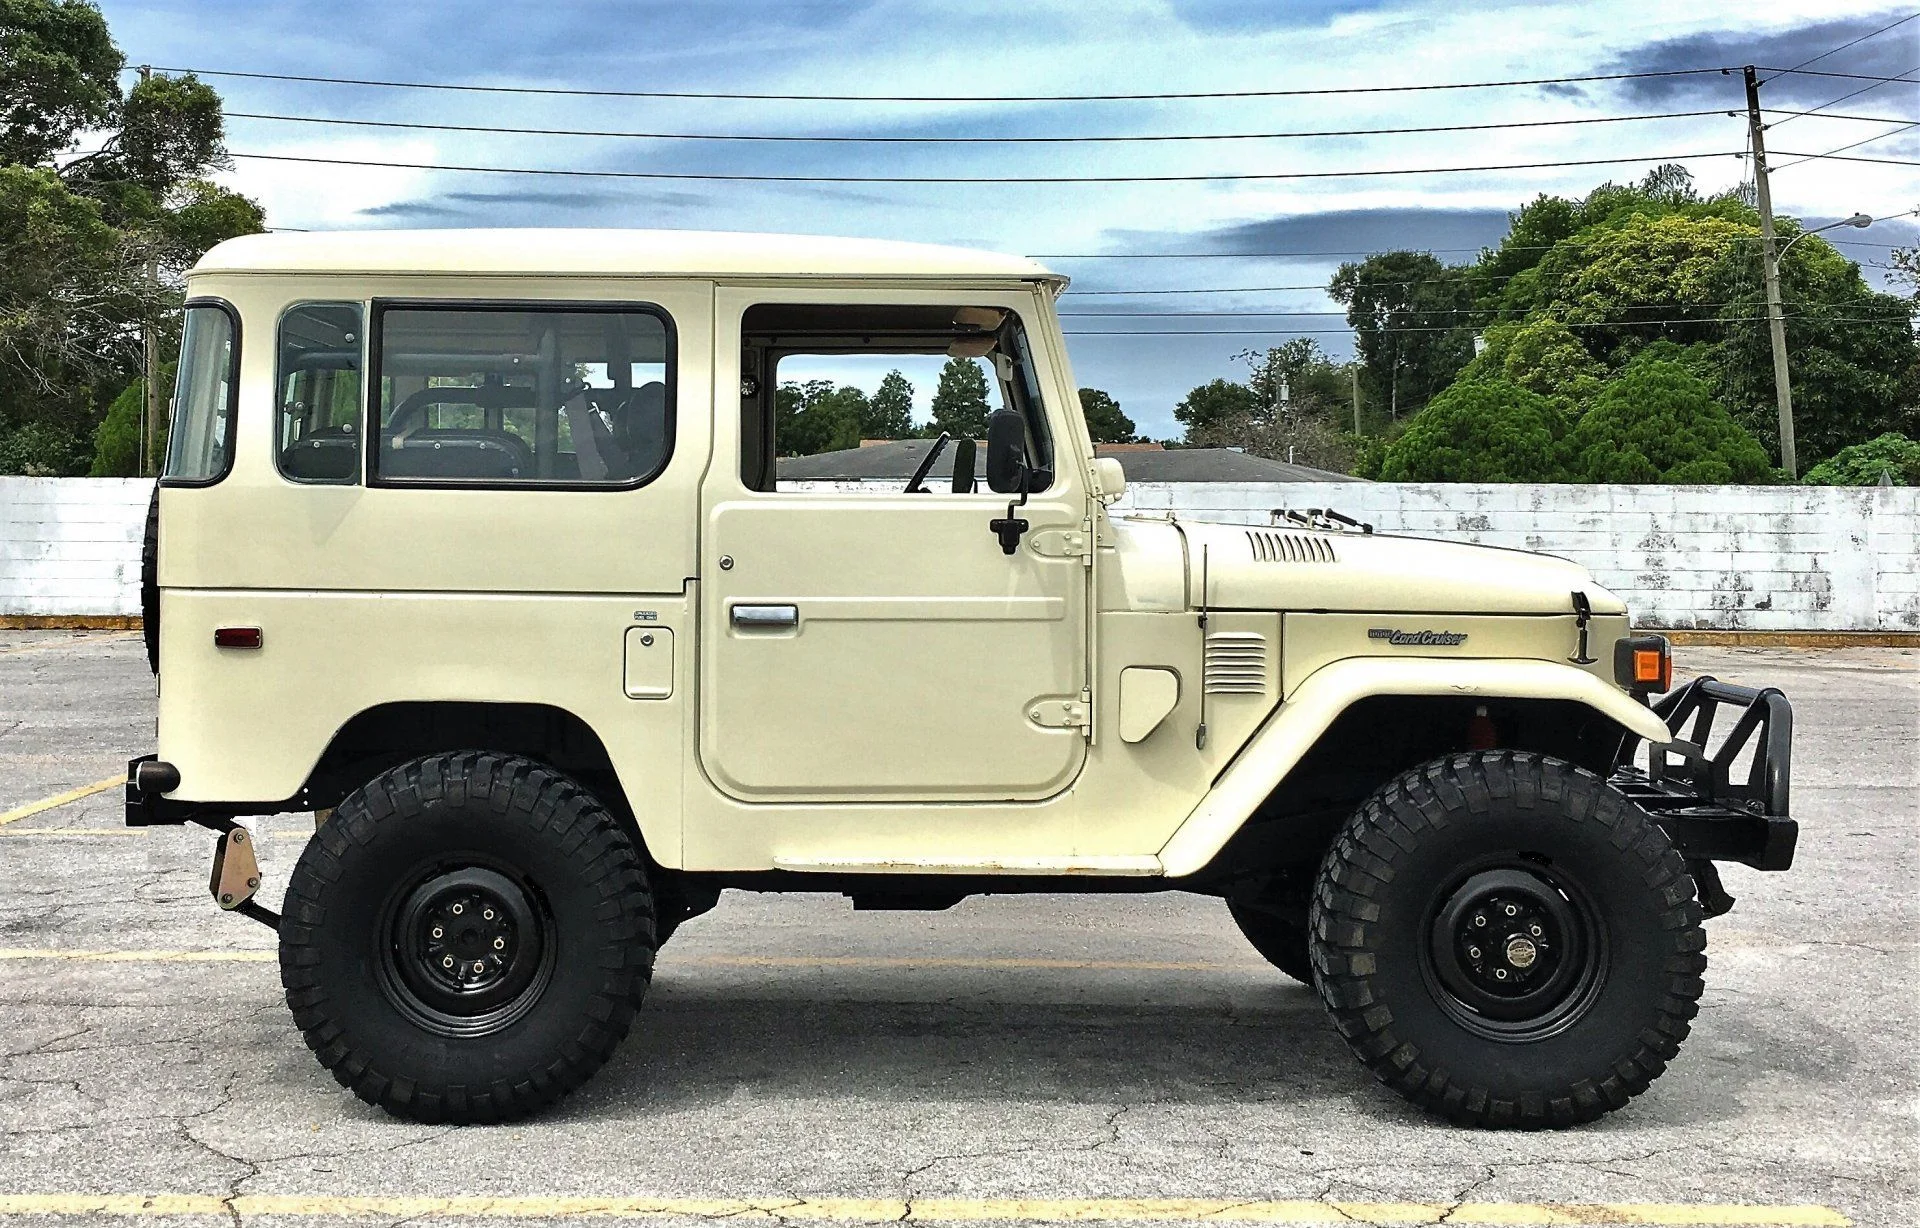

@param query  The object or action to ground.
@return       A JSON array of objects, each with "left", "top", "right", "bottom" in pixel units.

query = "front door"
[{"left": 698, "top": 289, "right": 1090, "bottom": 804}]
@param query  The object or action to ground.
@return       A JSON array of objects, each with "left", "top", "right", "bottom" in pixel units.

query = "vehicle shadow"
[{"left": 568, "top": 971, "right": 1394, "bottom": 1119}]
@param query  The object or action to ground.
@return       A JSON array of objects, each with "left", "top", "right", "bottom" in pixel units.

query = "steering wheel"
[{"left": 904, "top": 432, "right": 950, "bottom": 493}]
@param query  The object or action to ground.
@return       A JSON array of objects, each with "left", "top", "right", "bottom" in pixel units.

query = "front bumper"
[{"left": 1610, "top": 677, "right": 1797, "bottom": 874}]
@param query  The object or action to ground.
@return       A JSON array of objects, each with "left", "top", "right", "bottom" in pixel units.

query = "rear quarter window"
[{"left": 161, "top": 301, "right": 240, "bottom": 485}]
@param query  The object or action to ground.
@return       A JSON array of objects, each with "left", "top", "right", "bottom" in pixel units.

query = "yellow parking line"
[
  {"left": 0, "top": 1195, "right": 1853, "bottom": 1224},
  {"left": 0, "top": 948, "right": 275, "bottom": 963},
  {"left": 0, "top": 776, "right": 123, "bottom": 827},
  {"left": 0, "top": 826, "right": 145, "bottom": 837}
]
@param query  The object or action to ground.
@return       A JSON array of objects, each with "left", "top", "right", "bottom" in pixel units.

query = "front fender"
[{"left": 1157, "top": 656, "right": 1673, "bottom": 878}]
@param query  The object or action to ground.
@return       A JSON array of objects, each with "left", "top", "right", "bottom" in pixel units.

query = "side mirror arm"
[{"left": 989, "top": 471, "right": 1030, "bottom": 556}]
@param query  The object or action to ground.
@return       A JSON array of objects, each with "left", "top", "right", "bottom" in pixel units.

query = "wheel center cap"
[{"left": 1505, "top": 936, "right": 1538, "bottom": 969}]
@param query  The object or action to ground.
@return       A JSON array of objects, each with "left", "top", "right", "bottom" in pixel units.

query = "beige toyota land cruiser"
[{"left": 128, "top": 229, "right": 1796, "bottom": 1129}]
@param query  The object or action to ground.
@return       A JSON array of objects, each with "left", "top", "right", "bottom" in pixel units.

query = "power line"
[
  {"left": 1767, "top": 65, "right": 1919, "bottom": 131},
  {"left": 1757, "top": 65, "right": 1920, "bottom": 85},
  {"left": 152, "top": 63, "right": 1729, "bottom": 104},
  {"left": 221, "top": 107, "right": 1751, "bottom": 145},
  {"left": 1774, "top": 120, "right": 1920, "bottom": 170},
  {"left": 227, "top": 148, "right": 1749, "bottom": 185},
  {"left": 1766, "top": 13, "right": 1920, "bottom": 79},
  {"left": 1061, "top": 314, "right": 1898, "bottom": 336}
]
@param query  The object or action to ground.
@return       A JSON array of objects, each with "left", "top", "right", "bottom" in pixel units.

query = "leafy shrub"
[
  {"left": 1379, "top": 379, "right": 1567, "bottom": 481},
  {"left": 1802, "top": 433, "right": 1920, "bottom": 486},
  {"left": 1569, "top": 357, "right": 1772, "bottom": 484}
]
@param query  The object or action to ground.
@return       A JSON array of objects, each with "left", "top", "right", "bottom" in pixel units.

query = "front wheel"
[
  {"left": 1309, "top": 751, "right": 1706, "bottom": 1128},
  {"left": 279, "top": 753, "right": 656, "bottom": 1123}
]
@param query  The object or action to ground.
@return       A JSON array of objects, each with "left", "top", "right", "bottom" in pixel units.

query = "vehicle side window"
[
  {"left": 277, "top": 303, "right": 363, "bottom": 484},
  {"left": 161, "top": 301, "right": 239, "bottom": 485},
  {"left": 371, "top": 304, "right": 673, "bottom": 487},
  {"left": 738, "top": 303, "right": 1054, "bottom": 494}
]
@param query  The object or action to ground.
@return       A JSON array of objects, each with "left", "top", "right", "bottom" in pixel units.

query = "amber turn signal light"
[
  {"left": 1613, "top": 634, "right": 1671, "bottom": 695},
  {"left": 213, "top": 627, "right": 263, "bottom": 649}
]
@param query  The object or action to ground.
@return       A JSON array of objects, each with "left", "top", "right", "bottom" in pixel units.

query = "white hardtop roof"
[{"left": 192, "top": 228, "right": 1062, "bottom": 283}]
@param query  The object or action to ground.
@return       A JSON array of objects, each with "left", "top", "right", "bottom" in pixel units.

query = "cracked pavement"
[{"left": 0, "top": 633, "right": 1915, "bottom": 1225}]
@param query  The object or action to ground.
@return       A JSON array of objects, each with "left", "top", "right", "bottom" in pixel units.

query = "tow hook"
[{"left": 203, "top": 820, "right": 281, "bottom": 931}]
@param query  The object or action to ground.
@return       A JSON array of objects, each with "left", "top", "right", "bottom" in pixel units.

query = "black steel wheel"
[
  {"left": 279, "top": 752, "right": 655, "bottom": 1124},
  {"left": 1309, "top": 751, "right": 1706, "bottom": 1129}
]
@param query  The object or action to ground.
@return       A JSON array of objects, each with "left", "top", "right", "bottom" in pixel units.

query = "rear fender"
[{"left": 1157, "top": 657, "right": 1672, "bottom": 878}]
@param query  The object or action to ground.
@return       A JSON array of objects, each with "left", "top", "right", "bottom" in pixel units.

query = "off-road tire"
[
  {"left": 140, "top": 485, "right": 159, "bottom": 675},
  {"left": 1227, "top": 899, "right": 1314, "bottom": 985},
  {"left": 279, "top": 752, "right": 656, "bottom": 1124},
  {"left": 1309, "top": 751, "right": 1706, "bottom": 1129}
]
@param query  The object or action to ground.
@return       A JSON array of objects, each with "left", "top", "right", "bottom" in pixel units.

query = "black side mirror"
[{"left": 984, "top": 408, "right": 1029, "bottom": 495}]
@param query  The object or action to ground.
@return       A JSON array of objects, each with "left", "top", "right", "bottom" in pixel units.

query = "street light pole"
[{"left": 1743, "top": 66, "right": 1797, "bottom": 478}]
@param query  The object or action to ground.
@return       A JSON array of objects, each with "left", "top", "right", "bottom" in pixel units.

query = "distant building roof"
[{"left": 777, "top": 440, "right": 1363, "bottom": 483}]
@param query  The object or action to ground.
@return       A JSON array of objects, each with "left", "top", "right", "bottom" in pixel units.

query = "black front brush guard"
[{"left": 1610, "top": 676, "right": 1796, "bottom": 915}]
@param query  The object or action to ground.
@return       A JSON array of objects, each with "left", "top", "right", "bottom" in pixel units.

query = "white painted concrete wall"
[
  {"left": 1118, "top": 482, "right": 1920, "bottom": 633},
  {"left": 0, "top": 478, "right": 150, "bottom": 617},
  {"left": 6, "top": 477, "right": 1917, "bottom": 630}
]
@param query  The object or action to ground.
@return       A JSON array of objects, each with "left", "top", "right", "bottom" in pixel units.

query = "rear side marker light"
[
  {"left": 214, "top": 627, "right": 263, "bottom": 649},
  {"left": 1613, "top": 634, "right": 1671, "bottom": 694}
]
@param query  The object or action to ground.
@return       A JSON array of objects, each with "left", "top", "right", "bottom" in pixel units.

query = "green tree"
[
  {"left": 1461, "top": 317, "right": 1605, "bottom": 417},
  {"left": 1174, "top": 378, "right": 1259, "bottom": 435},
  {"left": 1078, "top": 388, "right": 1135, "bottom": 443},
  {"left": 0, "top": 3, "right": 263, "bottom": 473},
  {"left": 0, "top": 0, "right": 121, "bottom": 166},
  {"left": 1802, "top": 433, "right": 1920, "bottom": 485},
  {"left": 929, "top": 357, "right": 991, "bottom": 438},
  {"left": 1568, "top": 357, "right": 1773, "bottom": 484},
  {"left": 775, "top": 380, "right": 866, "bottom": 456},
  {"left": 89, "top": 372, "right": 144, "bottom": 475},
  {"left": 1378, "top": 380, "right": 1567, "bottom": 482},
  {"left": 0, "top": 164, "right": 146, "bottom": 472},
  {"left": 1329, "top": 251, "right": 1476, "bottom": 421},
  {"left": 864, "top": 369, "right": 915, "bottom": 439}
]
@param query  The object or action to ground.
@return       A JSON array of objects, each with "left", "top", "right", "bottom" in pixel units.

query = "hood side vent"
[
  {"left": 1204, "top": 631, "right": 1267, "bottom": 695},
  {"left": 1246, "top": 530, "right": 1336, "bottom": 564}
]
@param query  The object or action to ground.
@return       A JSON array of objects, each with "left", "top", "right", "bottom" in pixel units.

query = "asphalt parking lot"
[{"left": 0, "top": 630, "right": 1914, "bottom": 1227}]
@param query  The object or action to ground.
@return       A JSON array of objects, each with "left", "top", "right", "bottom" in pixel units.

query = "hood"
[{"left": 1166, "top": 519, "right": 1625, "bottom": 616}]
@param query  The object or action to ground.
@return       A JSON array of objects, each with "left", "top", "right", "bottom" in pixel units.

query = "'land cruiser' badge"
[{"left": 1368, "top": 628, "right": 1469, "bottom": 646}]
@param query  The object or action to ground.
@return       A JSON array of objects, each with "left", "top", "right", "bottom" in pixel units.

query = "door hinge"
[
  {"left": 1028, "top": 694, "right": 1092, "bottom": 731},
  {"left": 1029, "top": 527, "right": 1093, "bottom": 563}
]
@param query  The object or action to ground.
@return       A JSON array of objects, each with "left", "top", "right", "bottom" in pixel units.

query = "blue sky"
[{"left": 99, "top": 0, "right": 1919, "bottom": 438}]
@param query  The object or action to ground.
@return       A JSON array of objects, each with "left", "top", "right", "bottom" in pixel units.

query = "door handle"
[{"left": 731, "top": 603, "right": 799, "bottom": 628}]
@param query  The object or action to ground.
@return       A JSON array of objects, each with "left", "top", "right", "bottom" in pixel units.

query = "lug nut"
[
  {"left": 451, "top": 903, "right": 463, "bottom": 915},
  {"left": 483, "top": 909, "right": 495, "bottom": 921},
  {"left": 473, "top": 961, "right": 486, "bottom": 974},
  {"left": 432, "top": 926, "right": 443, "bottom": 939},
  {"left": 1467, "top": 946, "right": 1481, "bottom": 960},
  {"left": 493, "top": 937, "right": 505, "bottom": 950},
  {"left": 1504, "top": 904, "right": 1518, "bottom": 917},
  {"left": 1529, "top": 924, "right": 1543, "bottom": 937},
  {"left": 442, "top": 956, "right": 455, "bottom": 969},
  {"left": 1473, "top": 915, "right": 1487, "bottom": 927},
  {"left": 1494, "top": 968, "right": 1509, "bottom": 980}
]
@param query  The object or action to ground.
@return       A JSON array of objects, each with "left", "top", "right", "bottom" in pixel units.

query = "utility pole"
[
  {"left": 137, "top": 65, "right": 162, "bottom": 478},
  {"left": 1350, "top": 366, "right": 1361, "bottom": 434},
  {"left": 1744, "top": 65, "right": 1797, "bottom": 478}
]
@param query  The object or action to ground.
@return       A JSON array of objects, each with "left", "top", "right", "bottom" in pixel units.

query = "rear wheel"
[
  {"left": 279, "top": 752, "right": 655, "bottom": 1123},
  {"left": 1309, "top": 751, "right": 1706, "bottom": 1128}
]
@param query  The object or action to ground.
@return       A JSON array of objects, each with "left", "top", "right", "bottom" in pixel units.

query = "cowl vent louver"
[
  {"left": 1246, "top": 530, "right": 1336, "bottom": 563},
  {"left": 1204, "top": 632, "right": 1267, "bottom": 695}
]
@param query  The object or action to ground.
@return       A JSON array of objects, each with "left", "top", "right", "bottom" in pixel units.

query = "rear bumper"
[{"left": 1609, "top": 677, "right": 1796, "bottom": 873}]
